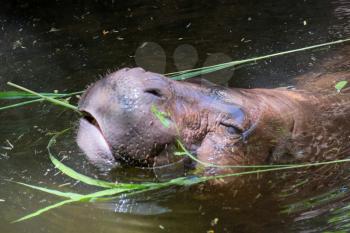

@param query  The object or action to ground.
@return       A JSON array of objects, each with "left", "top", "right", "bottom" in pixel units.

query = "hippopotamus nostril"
[
  {"left": 81, "top": 111, "right": 99, "bottom": 128},
  {"left": 79, "top": 111, "right": 112, "bottom": 146}
]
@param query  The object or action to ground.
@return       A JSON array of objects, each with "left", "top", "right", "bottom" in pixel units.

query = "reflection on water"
[{"left": 1, "top": 0, "right": 350, "bottom": 232}]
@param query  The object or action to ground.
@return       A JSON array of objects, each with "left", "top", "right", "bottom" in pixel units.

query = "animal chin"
[
  {"left": 77, "top": 116, "right": 116, "bottom": 167},
  {"left": 113, "top": 141, "right": 177, "bottom": 168}
]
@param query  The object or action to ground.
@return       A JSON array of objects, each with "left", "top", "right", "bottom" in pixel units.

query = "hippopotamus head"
[{"left": 76, "top": 67, "right": 290, "bottom": 174}]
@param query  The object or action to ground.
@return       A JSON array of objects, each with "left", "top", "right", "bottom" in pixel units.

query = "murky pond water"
[{"left": 1, "top": 1, "right": 350, "bottom": 232}]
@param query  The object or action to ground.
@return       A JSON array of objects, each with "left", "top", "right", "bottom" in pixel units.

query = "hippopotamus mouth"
[
  {"left": 78, "top": 108, "right": 182, "bottom": 167},
  {"left": 76, "top": 67, "right": 310, "bottom": 175},
  {"left": 77, "top": 113, "right": 114, "bottom": 164}
]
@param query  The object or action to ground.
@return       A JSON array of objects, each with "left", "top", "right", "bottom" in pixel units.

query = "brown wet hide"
[{"left": 76, "top": 53, "right": 350, "bottom": 180}]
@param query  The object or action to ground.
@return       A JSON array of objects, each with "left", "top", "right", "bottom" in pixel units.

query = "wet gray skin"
[{"left": 77, "top": 67, "right": 350, "bottom": 179}]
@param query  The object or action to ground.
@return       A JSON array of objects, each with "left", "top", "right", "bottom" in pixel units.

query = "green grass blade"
[
  {"left": 0, "top": 91, "right": 83, "bottom": 111},
  {"left": 49, "top": 154, "right": 122, "bottom": 188},
  {"left": 7, "top": 82, "right": 80, "bottom": 113},
  {"left": 171, "top": 63, "right": 234, "bottom": 80},
  {"left": 0, "top": 99, "right": 44, "bottom": 111},
  {"left": 79, "top": 187, "right": 132, "bottom": 200},
  {"left": 0, "top": 91, "right": 83, "bottom": 100},
  {"left": 47, "top": 129, "right": 115, "bottom": 188},
  {"left": 175, "top": 139, "right": 293, "bottom": 168},
  {"left": 194, "top": 157, "right": 350, "bottom": 184},
  {"left": 47, "top": 128, "right": 151, "bottom": 189},
  {"left": 50, "top": 153, "right": 150, "bottom": 189},
  {"left": 151, "top": 105, "right": 171, "bottom": 128},
  {"left": 13, "top": 180, "right": 136, "bottom": 202},
  {"left": 13, "top": 199, "right": 77, "bottom": 223},
  {"left": 90, "top": 185, "right": 167, "bottom": 202},
  {"left": 47, "top": 130, "right": 150, "bottom": 189},
  {"left": 13, "top": 187, "right": 140, "bottom": 223},
  {"left": 13, "top": 181, "right": 83, "bottom": 199},
  {"left": 167, "top": 38, "right": 350, "bottom": 80}
]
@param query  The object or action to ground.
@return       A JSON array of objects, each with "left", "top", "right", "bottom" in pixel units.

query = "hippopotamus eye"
[
  {"left": 144, "top": 88, "right": 163, "bottom": 98},
  {"left": 220, "top": 122, "right": 242, "bottom": 135}
]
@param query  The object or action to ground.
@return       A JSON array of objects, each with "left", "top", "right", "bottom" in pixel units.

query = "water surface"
[{"left": 1, "top": 1, "right": 350, "bottom": 232}]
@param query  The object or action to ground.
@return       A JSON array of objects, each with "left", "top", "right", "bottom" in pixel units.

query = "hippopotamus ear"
[{"left": 216, "top": 102, "right": 247, "bottom": 132}]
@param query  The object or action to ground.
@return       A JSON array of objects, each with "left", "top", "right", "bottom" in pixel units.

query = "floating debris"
[
  {"left": 2, "top": 139, "right": 14, "bottom": 150},
  {"left": 12, "top": 40, "right": 26, "bottom": 49},
  {"left": 0, "top": 152, "right": 9, "bottom": 159},
  {"left": 139, "top": 42, "right": 148, "bottom": 48},
  {"left": 49, "top": 27, "right": 61, "bottom": 32},
  {"left": 210, "top": 217, "right": 219, "bottom": 226},
  {"left": 58, "top": 182, "right": 71, "bottom": 187}
]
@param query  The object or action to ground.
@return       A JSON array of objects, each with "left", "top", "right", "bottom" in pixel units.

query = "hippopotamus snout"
[{"left": 77, "top": 68, "right": 179, "bottom": 169}]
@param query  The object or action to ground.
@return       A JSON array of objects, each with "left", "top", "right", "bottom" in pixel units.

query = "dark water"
[{"left": 1, "top": 0, "right": 350, "bottom": 232}]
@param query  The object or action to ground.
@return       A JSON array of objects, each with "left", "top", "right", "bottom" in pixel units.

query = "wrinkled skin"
[{"left": 77, "top": 61, "right": 350, "bottom": 179}]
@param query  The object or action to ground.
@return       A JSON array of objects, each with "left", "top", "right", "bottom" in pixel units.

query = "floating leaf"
[{"left": 335, "top": 81, "right": 348, "bottom": 92}]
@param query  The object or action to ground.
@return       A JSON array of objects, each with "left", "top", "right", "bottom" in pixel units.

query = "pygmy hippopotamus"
[{"left": 76, "top": 56, "right": 350, "bottom": 179}]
